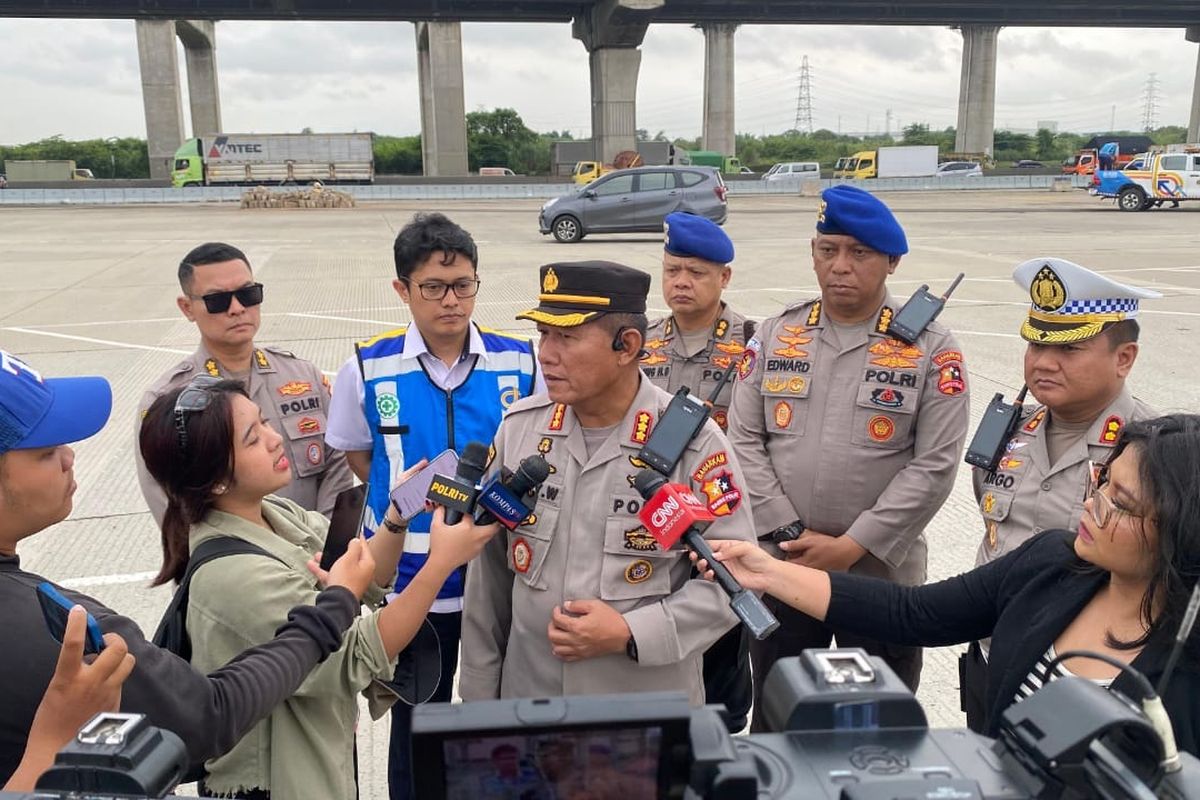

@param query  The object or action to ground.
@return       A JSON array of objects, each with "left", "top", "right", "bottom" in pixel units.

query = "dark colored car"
[
  {"left": 1013, "top": 160, "right": 1045, "bottom": 168},
  {"left": 539, "top": 166, "right": 727, "bottom": 243}
]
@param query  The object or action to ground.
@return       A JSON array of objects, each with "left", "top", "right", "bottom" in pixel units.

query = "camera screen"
[{"left": 441, "top": 726, "right": 663, "bottom": 800}]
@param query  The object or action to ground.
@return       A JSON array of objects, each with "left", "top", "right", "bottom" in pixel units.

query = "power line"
[{"left": 794, "top": 55, "right": 814, "bottom": 133}]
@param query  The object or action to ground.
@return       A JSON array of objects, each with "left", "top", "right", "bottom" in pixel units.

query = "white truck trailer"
[{"left": 171, "top": 133, "right": 374, "bottom": 188}]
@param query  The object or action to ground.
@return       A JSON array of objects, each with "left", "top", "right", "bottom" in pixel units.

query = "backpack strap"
[{"left": 151, "top": 537, "right": 282, "bottom": 660}]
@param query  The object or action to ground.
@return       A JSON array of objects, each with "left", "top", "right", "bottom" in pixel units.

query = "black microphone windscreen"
[
  {"left": 509, "top": 455, "right": 551, "bottom": 496},
  {"left": 457, "top": 441, "right": 490, "bottom": 482},
  {"left": 633, "top": 469, "right": 668, "bottom": 501}
]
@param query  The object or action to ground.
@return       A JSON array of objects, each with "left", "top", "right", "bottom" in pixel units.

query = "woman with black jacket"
[{"left": 696, "top": 414, "right": 1200, "bottom": 755}]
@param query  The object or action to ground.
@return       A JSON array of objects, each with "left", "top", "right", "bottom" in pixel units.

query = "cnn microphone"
[
  {"left": 634, "top": 470, "right": 779, "bottom": 641},
  {"left": 475, "top": 455, "right": 551, "bottom": 529},
  {"left": 427, "top": 441, "right": 489, "bottom": 525}
]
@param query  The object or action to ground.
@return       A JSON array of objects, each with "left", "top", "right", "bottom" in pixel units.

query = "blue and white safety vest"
[{"left": 356, "top": 325, "right": 537, "bottom": 599}]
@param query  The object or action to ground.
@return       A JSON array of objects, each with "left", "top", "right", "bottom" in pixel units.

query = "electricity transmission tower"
[
  {"left": 794, "top": 56, "right": 814, "bottom": 134},
  {"left": 1141, "top": 73, "right": 1159, "bottom": 132}
]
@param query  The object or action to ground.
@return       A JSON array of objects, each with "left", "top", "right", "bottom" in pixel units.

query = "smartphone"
[
  {"left": 390, "top": 449, "right": 461, "bottom": 522},
  {"left": 319, "top": 483, "right": 368, "bottom": 572},
  {"left": 638, "top": 389, "right": 710, "bottom": 475},
  {"left": 965, "top": 393, "right": 1023, "bottom": 471},
  {"left": 36, "top": 582, "right": 105, "bottom": 655}
]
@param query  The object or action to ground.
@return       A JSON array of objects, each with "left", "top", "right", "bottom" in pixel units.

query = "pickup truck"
[{"left": 1090, "top": 149, "right": 1200, "bottom": 211}]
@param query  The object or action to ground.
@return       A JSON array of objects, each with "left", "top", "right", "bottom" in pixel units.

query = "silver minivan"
[
  {"left": 762, "top": 162, "right": 822, "bottom": 181},
  {"left": 539, "top": 166, "right": 727, "bottom": 243}
]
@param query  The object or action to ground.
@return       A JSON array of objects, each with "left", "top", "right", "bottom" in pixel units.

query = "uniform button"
[
  {"left": 1040, "top": 482, "right": 1052, "bottom": 492},
  {"left": 1033, "top": 527, "right": 1042, "bottom": 534}
]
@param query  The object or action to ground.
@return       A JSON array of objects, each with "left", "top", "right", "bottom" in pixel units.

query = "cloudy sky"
[{"left": 1, "top": 18, "right": 1196, "bottom": 145}]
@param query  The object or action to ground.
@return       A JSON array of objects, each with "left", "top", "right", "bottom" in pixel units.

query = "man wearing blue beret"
[
  {"left": 640, "top": 211, "right": 756, "bottom": 731},
  {"left": 729, "top": 185, "right": 970, "bottom": 727},
  {"left": 641, "top": 212, "right": 755, "bottom": 432}
]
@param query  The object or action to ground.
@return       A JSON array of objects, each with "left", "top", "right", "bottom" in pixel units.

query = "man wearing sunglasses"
[
  {"left": 960, "top": 256, "right": 1160, "bottom": 732},
  {"left": 135, "top": 242, "right": 352, "bottom": 526},
  {"left": 326, "top": 212, "right": 543, "bottom": 800}
]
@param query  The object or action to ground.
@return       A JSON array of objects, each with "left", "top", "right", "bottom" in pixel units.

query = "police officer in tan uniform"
[
  {"left": 135, "top": 242, "right": 352, "bottom": 525},
  {"left": 641, "top": 212, "right": 755, "bottom": 432},
  {"left": 459, "top": 261, "right": 757, "bottom": 703},
  {"left": 728, "top": 185, "right": 969, "bottom": 727},
  {"left": 960, "top": 256, "right": 1159, "bottom": 730}
]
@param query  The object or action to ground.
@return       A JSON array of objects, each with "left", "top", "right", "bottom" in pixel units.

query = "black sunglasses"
[
  {"left": 195, "top": 283, "right": 264, "bottom": 314},
  {"left": 173, "top": 375, "right": 223, "bottom": 452}
]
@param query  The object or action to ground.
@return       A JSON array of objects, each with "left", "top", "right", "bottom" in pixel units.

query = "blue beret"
[
  {"left": 663, "top": 212, "right": 734, "bottom": 265},
  {"left": 816, "top": 185, "right": 908, "bottom": 256}
]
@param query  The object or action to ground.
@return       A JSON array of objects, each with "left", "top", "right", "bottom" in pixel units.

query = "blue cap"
[
  {"left": 663, "top": 212, "right": 734, "bottom": 265},
  {"left": 816, "top": 185, "right": 908, "bottom": 256},
  {"left": 0, "top": 351, "right": 112, "bottom": 454}
]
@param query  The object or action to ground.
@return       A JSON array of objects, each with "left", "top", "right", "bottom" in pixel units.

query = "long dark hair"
[
  {"left": 139, "top": 380, "right": 247, "bottom": 586},
  {"left": 1102, "top": 413, "right": 1200, "bottom": 655}
]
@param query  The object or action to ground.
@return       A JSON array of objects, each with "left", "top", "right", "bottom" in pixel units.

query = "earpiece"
[{"left": 612, "top": 327, "right": 628, "bottom": 352}]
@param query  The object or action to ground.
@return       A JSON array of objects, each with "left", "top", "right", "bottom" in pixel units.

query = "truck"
[
  {"left": 571, "top": 150, "right": 645, "bottom": 185},
  {"left": 4, "top": 160, "right": 94, "bottom": 183},
  {"left": 832, "top": 146, "right": 938, "bottom": 179},
  {"left": 1061, "top": 135, "right": 1153, "bottom": 176},
  {"left": 1090, "top": 147, "right": 1200, "bottom": 211},
  {"left": 171, "top": 133, "right": 375, "bottom": 188},
  {"left": 673, "top": 148, "right": 742, "bottom": 175}
]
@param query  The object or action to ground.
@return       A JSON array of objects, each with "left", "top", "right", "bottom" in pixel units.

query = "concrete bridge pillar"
[
  {"left": 1188, "top": 27, "right": 1200, "bottom": 143},
  {"left": 136, "top": 19, "right": 186, "bottom": 182},
  {"left": 415, "top": 21, "right": 469, "bottom": 176},
  {"left": 573, "top": 0, "right": 662, "bottom": 163},
  {"left": 176, "top": 20, "right": 222, "bottom": 138},
  {"left": 700, "top": 23, "right": 737, "bottom": 157},
  {"left": 954, "top": 25, "right": 1000, "bottom": 157}
]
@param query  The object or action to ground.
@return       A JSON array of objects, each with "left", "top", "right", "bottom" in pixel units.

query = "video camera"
[
  {"left": 411, "top": 648, "right": 1200, "bottom": 800},
  {"left": 1, "top": 712, "right": 188, "bottom": 799}
]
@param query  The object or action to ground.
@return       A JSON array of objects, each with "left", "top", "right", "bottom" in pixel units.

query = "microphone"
[
  {"left": 633, "top": 470, "right": 779, "bottom": 641},
  {"left": 475, "top": 455, "right": 551, "bottom": 529},
  {"left": 427, "top": 441, "right": 489, "bottom": 525}
]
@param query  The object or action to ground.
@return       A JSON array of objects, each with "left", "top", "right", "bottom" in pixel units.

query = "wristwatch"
[
  {"left": 380, "top": 515, "right": 407, "bottom": 535},
  {"left": 625, "top": 635, "right": 639, "bottom": 663},
  {"left": 760, "top": 519, "right": 805, "bottom": 544}
]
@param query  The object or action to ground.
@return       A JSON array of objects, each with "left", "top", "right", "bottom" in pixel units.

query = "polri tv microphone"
[
  {"left": 426, "top": 441, "right": 489, "bottom": 525},
  {"left": 475, "top": 455, "right": 551, "bottom": 530},
  {"left": 633, "top": 470, "right": 779, "bottom": 641}
]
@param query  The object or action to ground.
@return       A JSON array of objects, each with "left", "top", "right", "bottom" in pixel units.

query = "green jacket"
[{"left": 187, "top": 496, "right": 394, "bottom": 799}]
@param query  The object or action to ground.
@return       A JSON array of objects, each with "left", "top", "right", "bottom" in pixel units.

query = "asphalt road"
[{"left": 2, "top": 189, "right": 1195, "bottom": 797}]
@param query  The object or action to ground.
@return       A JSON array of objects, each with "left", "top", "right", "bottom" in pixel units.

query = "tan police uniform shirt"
[
  {"left": 135, "top": 344, "right": 354, "bottom": 525},
  {"left": 640, "top": 304, "right": 756, "bottom": 431},
  {"left": 727, "top": 295, "right": 970, "bottom": 586},
  {"left": 459, "top": 375, "right": 757, "bottom": 703},
  {"left": 972, "top": 387, "right": 1156, "bottom": 566}
]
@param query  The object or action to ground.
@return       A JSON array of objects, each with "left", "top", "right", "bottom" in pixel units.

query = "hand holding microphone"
[
  {"left": 426, "top": 441, "right": 490, "bottom": 524},
  {"left": 633, "top": 470, "right": 779, "bottom": 640}
]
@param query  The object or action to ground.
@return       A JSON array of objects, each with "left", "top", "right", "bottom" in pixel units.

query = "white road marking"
[
  {"left": 59, "top": 570, "right": 158, "bottom": 589},
  {"left": 3, "top": 327, "right": 192, "bottom": 355}
]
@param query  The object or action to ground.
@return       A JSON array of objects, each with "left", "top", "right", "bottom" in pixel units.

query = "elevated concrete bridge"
[{"left": 4, "top": 1, "right": 1196, "bottom": 178}]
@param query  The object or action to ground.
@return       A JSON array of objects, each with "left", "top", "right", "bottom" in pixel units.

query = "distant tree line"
[{"left": 2, "top": 114, "right": 1190, "bottom": 179}]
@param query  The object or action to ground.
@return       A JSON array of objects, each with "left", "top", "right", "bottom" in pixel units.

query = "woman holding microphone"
[
  {"left": 696, "top": 414, "right": 1200, "bottom": 755},
  {"left": 140, "top": 377, "right": 499, "bottom": 799}
]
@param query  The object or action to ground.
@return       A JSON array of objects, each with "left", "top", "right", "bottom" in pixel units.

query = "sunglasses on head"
[
  {"left": 173, "top": 375, "right": 223, "bottom": 452},
  {"left": 195, "top": 283, "right": 264, "bottom": 314}
]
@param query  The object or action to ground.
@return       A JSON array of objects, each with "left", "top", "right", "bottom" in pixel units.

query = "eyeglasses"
[
  {"left": 193, "top": 283, "right": 264, "bottom": 314},
  {"left": 1085, "top": 460, "right": 1149, "bottom": 528},
  {"left": 173, "top": 375, "right": 222, "bottom": 452},
  {"left": 406, "top": 278, "right": 481, "bottom": 302}
]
